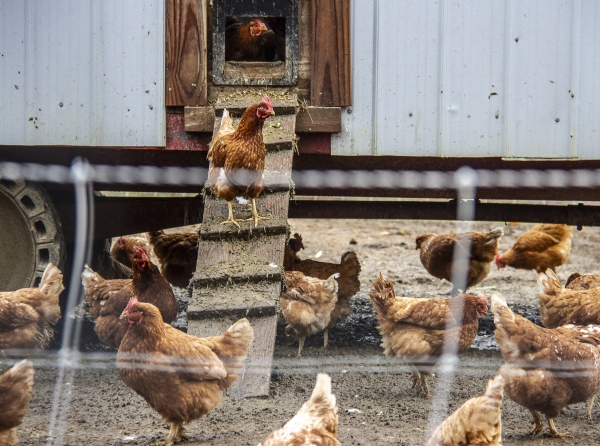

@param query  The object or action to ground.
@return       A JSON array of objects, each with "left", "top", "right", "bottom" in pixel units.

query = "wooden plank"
[
  {"left": 184, "top": 106, "right": 214, "bottom": 132},
  {"left": 187, "top": 314, "right": 278, "bottom": 398},
  {"left": 166, "top": 0, "right": 207, "bottom": 106},
  {"left": 296, "top": 107, "right": 342, "bottom": 132},
  {"left": 311, "top": 0, "right": 352, "bottom": 106},
  {"left": 185, "top": 106, "right": 342, "bottom": 133}
]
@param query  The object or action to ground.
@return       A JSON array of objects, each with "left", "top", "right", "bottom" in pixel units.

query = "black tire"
[{"left": 0, "top": 178, "right": 65, "bottom": 291}]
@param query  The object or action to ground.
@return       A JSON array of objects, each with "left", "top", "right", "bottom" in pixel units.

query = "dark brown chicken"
[
  {"left": 208, "top": 98, "right": 274, "bottom": 227},
  {"left": 495, "top": 224, "right": 573, "bottom": 272},
  {"left": 370, "top": 273, "right": 488, "bottom": 397},
  {"left": 81, "top": 246, "right": 177, "bottom": 349},
  {"left": 148, "top": 230, "right": 198, "bottom": 288},
  {"left": 118, "top": 298, "right": 254, "bottom": 444},
  {"left": 0, "top": 360, "right": 34, "bottom": 446},
  {"left": 225, "top": 17, "right": 269, "bottom": 61},
  {"left": 110, "top": 235, "right": 151, "bottom": 270},
  {"left": 416, "top": 228, "right": 503, "bottom": 294},
  {"left": 492, "top": 293, "right": 600, "bottom": 438},
  {"left": 284, "top": 233, "right": 361, "bottom": 346},
  {"left": 0, "top": 263, "right": 63, "bottom": 350},
  {"left": 565, "top": 272, "right": 600, "bottom": 291}
]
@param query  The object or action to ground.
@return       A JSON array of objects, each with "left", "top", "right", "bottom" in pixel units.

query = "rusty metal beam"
[{"left": 288, "top": 200, "right": 600, "bottom": 227}]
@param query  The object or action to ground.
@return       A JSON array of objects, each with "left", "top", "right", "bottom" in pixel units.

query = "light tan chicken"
[
  {"left": 284, "top": 233, "right": 360, "bottom": 346},
  {"left": 281, "top": 271, "right": 339, "bottom": 357},
  {"left": 426, "top": 375, "right": 504, "bottom": 446},
  {"left": 0, "top": 360, "right": 34, "bottom": 446},
  {"left": 110, "top": 235, "right": 152, "bottom": 269},
  {"left": 258, "top": 374, "right": 340, "bottom": 446},
  {"left": 495, "top": 224, "right": 573, "bottom": 272},
  {"left": 537, "top": 268, "right": 600, "bottom": 329},
  {"left": 148, "top": 230, "right": 198, "bottom": 288},
  {"left": 0, "top": 263, "right": 63, "bottom": 350},
  {"left": 416, "top": 228, "right": 503, "bottom": 294},
  {"left": 492, "top": 293, "right": 600, "bottom": 438},
  {"left": 369, "top": 273, "right": 488, "bottom": 397}
]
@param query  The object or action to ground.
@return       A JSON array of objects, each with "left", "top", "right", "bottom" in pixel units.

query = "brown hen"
[
  {"left": 81, "top": 246, "right": 177, "bottom": 349},
  {"left": 259, "top": 374, "right": 340, "bottom": 446},
  {"left": 0, "top": 263, "right": 63, "bottom": 350},
  {"left": 416, "top": 228, "right": 503, "bottom": 294},
  {"left": 492, "top": 293, "right": 600, "bottom": 438},
  {"left": 537, "top": 268, "right": 600, "bottom": 329},
  {"left": 565, "top": 272, "right": 600, "bottom": 291},
  {"left": 495, "top": 224, "right": 573, "bottom": 272},
  {"left": 369, "top": 273, "right": 488, "bottom": 397},
  {"left": 225, "top": 18, "right": 269, "bottom": 61},
  {"left": 208, "top": 98, "right": 274, "bottom": 227},
  {"left": 148, "top": 230, "right": 198, "bottom": 288},
  {"left": 0, "top": 360, "right": 34, "bottom": 446},
  {"left": 281, "top": 271, "right": 339, "bottom": 357},
  {"left": 118, "top": 298, "right": 253, "bottom": 445},
  {"left": 110, "top": 235, "right": 151, "bottom": 269},
  {"left": 284, "top": 233, "right": 361, "bottom": 345},
  {"left": 426, "top": 375, "right": 504, "bottom": 446}
]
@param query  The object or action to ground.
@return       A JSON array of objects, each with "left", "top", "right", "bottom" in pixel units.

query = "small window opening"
[
  {"left": 20, "top": 195, "right": 36, "bottom": 211},
  {"left": 225, "top": 17, "right": 286, "bottom": 62},
  {"left": 38, "top": 248, "right": 50, "bottom": 267}
]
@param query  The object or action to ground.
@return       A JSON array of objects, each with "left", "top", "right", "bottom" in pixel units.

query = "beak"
[
  {"left": 119, "top": 311, "right": 127, "bottom": 320},
  {"left": 268, "top": 109, "right": 275, "bottom": 116}
]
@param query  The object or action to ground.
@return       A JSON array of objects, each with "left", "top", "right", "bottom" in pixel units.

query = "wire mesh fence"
[{"left": 2, "top": 160, "right": 600, "bottom": 445}]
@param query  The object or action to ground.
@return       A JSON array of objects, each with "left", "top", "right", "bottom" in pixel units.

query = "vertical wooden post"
[
  {"left": 166, "top": 0, "right": 208, "bottom": 106},
  {"left": 311, "top": 0, "right": 352, "bottom": 106}
]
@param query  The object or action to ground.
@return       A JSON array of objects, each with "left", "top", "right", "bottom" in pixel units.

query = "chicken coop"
[{"left": 3, "top": 0, "right": 600, "bottom": 397}]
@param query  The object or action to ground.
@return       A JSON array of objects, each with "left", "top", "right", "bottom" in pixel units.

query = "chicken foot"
[
  {"left": 409, "top": 366, "right": 432, "bottom": 398},
  {"left": 159, "top": 421, "right": 186, "bottom": 446},
  {"left": 246, "top": 198, "right": 269, "bottom": 227},
  {"left": 221, "top": 201, "right": 241, "bottom": 227},
  {"left": 587, "top": 393, "right": 597, "bottom": 420},
  {"left": 545, "top": 418, "right": 573, "bottom": 439},
  {"left": 323, "top": 328, "right": 329, "bottom": 349},
  {"left": 529, "top": 410, "right": 544, "bottom": 435}
]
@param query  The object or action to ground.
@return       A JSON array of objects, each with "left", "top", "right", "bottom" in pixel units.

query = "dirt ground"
[{"left": 7, "top": 218, "right": 600, "bottom": 445}]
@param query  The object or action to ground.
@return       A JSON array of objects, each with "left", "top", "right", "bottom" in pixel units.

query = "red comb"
[
  {"left": 133, "top": 246, "right": 148, "bottom": 259},
  {"left": 118, "top": 236, "right": 126, "bottom": 248},
  {"left": 262, "top": 96, "right": 273, "bottom": 109},
  {"left": 124, "top": 296, "right": 138, "bottom": 313}
]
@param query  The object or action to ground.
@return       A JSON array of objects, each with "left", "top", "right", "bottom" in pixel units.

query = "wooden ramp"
[{"left": 188, "top": 93, "right": 296, "bottom": 398}]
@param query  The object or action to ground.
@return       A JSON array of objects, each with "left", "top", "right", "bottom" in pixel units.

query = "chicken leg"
[
  {"left": 323, "top": 328, "right": 329, "bottom": 349},
  {"left": 587, "top": 393, "right": 597, "bottom": 420},
  {"left": 297, "top": 337, "right": 305, "bottom": 358},
  {"left": 164, "top": 421, "right": 186, "bottom": 445},
  {"left": 247, "top": 198, "right": 269, "bottom": 227},
  {"left": 221, "top": 201, "right": 241, "bottom": 227},
  {"left": 529, "top": 410, "right": 544, "bottom": 435},
  {"left": 409, "top": 365, "right": 432, "bottom": 398},
  {"left": 546, "top": 418, "right": 573, "bottom": 438}
]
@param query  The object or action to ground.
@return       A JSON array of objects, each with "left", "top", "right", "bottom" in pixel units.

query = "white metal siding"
[
  {"left": 333, "top": 0, "right": 600, "bottom": 159},
  {"left": 0, "top": 0, "right": 165, "bottom": 147}
]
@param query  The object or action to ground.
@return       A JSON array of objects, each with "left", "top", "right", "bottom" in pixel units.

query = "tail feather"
[
  {"left": 81, "top": 264, "right": 101, "bottom": 291},
  {"left": 219, "top": 318, "right": 254, "bottom": 361},
  {"left": 490, "top": 293, "right": 510, "bottom": 325},
  {"left": 340, "top": 251, "right": 361, "bottom": 274},
  {"left": 369, "top": 273, "right": 395, "bottom": 316},
  {"left": 537, "top": 268, "right": 563, "bottom": 298},
  {"left": 486, "top": 227, "right": 504, "bottom": 244},
  {"left": 39, "top": 263, "right": 65, "bottom": 298},
  {"left": 325, "top": 273, "right": 340, "bottom": 294},
  {"left": 147, "top": 230, "right": 165, "bottom": 245}
]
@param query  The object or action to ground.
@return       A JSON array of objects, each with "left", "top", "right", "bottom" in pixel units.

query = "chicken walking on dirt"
[
  {"left": 415, "top": 228, "right": 503, "bottom": 295},
  {"left": 208, "top": 97, "right": 275, "bottom": 227},
  {"left": 0, "top": 360, "right": 34, "bottom": 446},
  {"left": 426, "top": 375, "right": 504, "bottom": 446},
  {"left": 495, "top": 223, "right": 573, "bottom": 272},
  {"left": 491, "top": 293, "right": 600, "bottom": 438},
  {"left": 258, "top": 374, "right": 340, "bottom": 446},
  {"left": 0, "top": 263, "right": 63, "bottom": 351},
  {"left": 369, "top": 273, "right": 488, "bottom": 398},
  {"left": 280, "top": 271, "right": 339, "bottom": 357},
  {"left": 284, "top": 233, "right": 361, "bottom": 346},
  {"left": 117, "top": 298, "right": 254, "bottom": 445},
  {"left": 81, "top": 246, "right": 177, "bottom": 349}
]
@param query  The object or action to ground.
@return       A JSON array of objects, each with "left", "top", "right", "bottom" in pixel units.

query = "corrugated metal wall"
[
  {"left": 0, "top": 0, "right": 165, "bottom": 147},
  {"left": 332, "top": 0, "right": 600, "bottom": 159}
]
